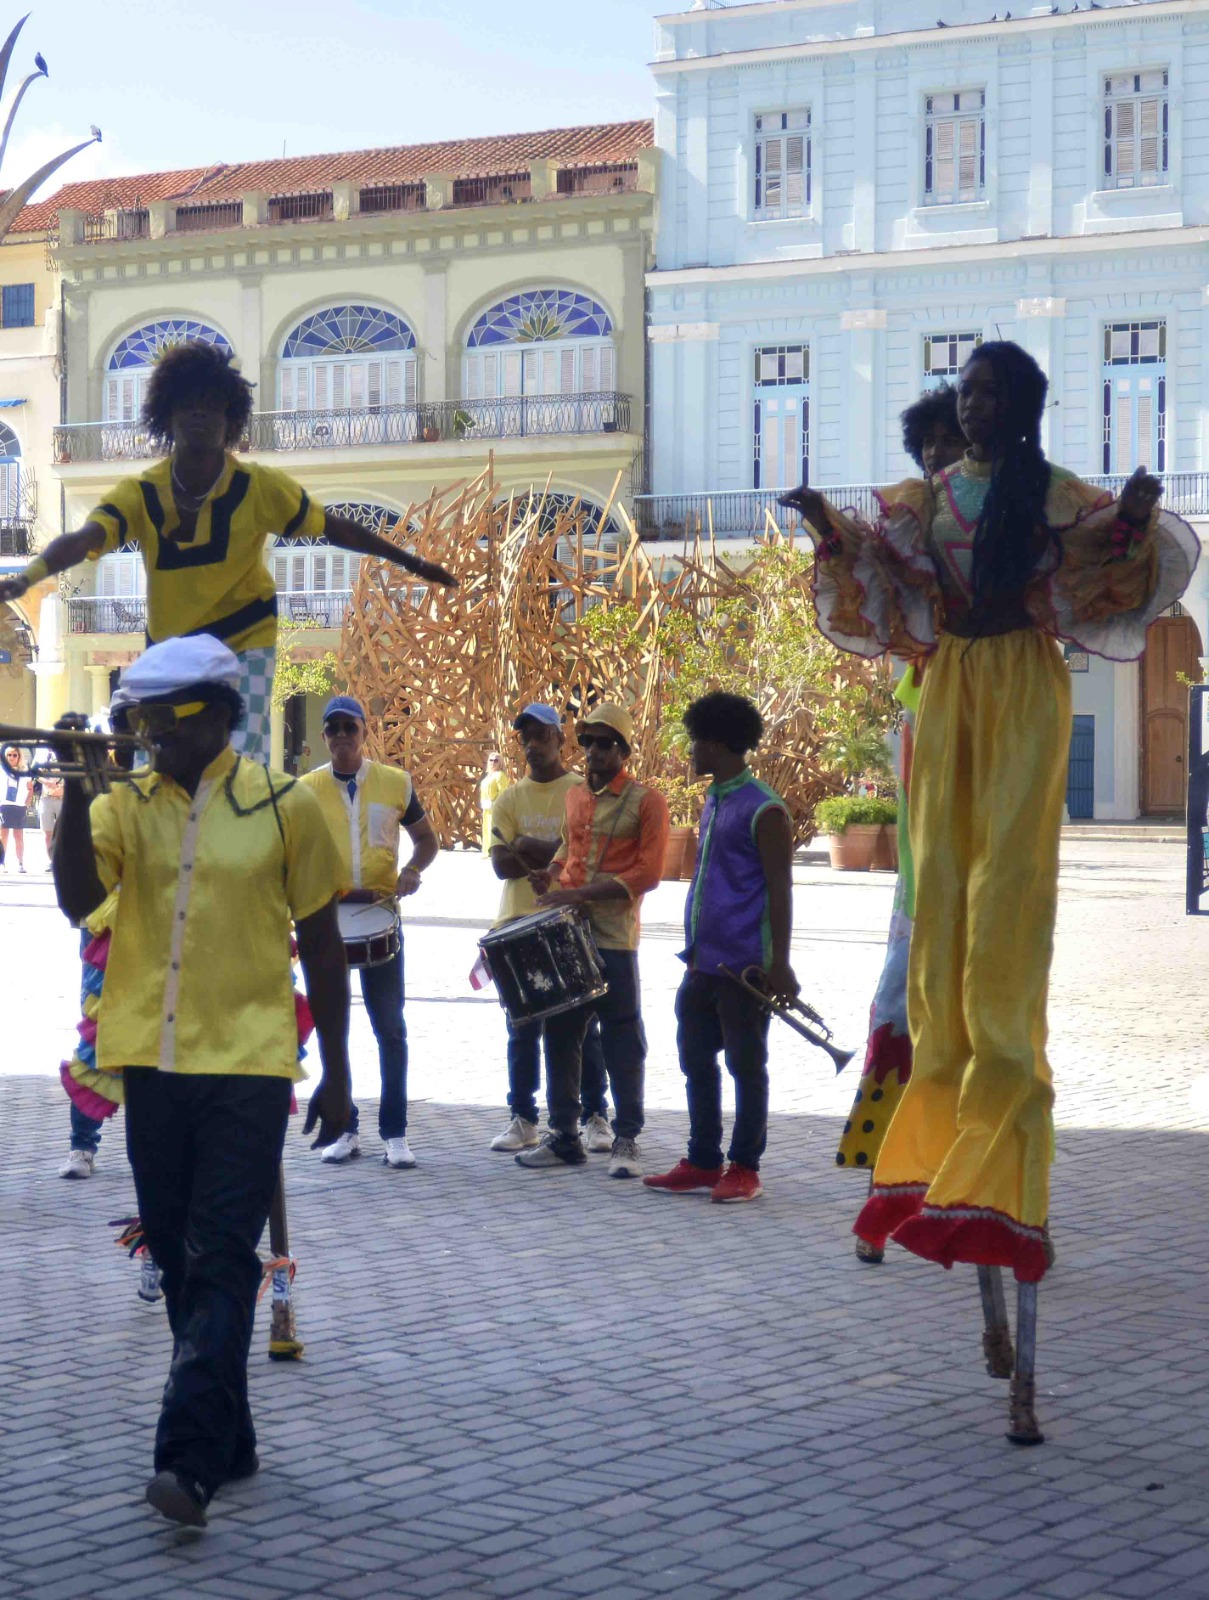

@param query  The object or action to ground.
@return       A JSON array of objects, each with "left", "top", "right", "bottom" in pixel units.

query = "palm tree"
[{"left": 0, "top": 15, "right": 99, "bottom": 243}]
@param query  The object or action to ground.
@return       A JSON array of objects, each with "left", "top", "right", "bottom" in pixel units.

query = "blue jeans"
[
  {"left": 676, "top": 970, "right": 771, "bottom": 1171},
  {"left": 543, "top": 948, "right": 646, "bottom": 1147},
  {"left": 70, "top": 1103, "right": 104, "bottom": 1154},
  {"left": 347, "top": 941, "right": 408, "bottom": 1141},
  {"left": 124, "top": 1068, "right": 290, "bottom": 1492},
  {"left": 506, "top": 1013, "right": 608, "bottom": 1126}
]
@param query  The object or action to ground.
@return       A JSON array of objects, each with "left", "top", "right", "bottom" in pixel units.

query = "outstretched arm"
[
  {"left": 0, "top": 523, "right": 106, "bottom": 603},
  {"left": 322, "top": 512, "right": 457, "bottom": 588}
]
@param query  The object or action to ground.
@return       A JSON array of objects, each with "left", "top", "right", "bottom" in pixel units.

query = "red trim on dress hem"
[
  {"left": 863, "top": 1021, "right": 912, "bottom": 1086},
  {"left": 853, "top": 1183, "right": 926, "bottom": 1247},
  {"left": 892, "top": 1210, "right": 1049, "bottom": 1283}
]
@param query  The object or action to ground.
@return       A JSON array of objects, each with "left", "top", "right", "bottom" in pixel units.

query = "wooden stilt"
[
  {"left": 1006, "top": 1280, "right": 1044, "bottom": 1444},
  {"left": 977, "top": 1264, "right": 1014, "bottom": 1379},
  {"left": 266, "top": 1167, "right": 303, "bottom": 1362}
]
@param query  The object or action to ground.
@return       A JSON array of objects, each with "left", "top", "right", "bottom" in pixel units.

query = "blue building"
[{"left": 645, "top": 0, "right": 1209, "bottom": 819}]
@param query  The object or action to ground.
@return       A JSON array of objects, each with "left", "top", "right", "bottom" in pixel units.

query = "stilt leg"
[
  {"left": 266, "top": 1166, "right": 304, "bottom": 1362},
  {"left": 977, "top": 1265, "right": 1014, "bottom": 1378},
  {"left": 855, "top": 1172, "right": 884, "bottom": 1264},
  {"left": 1006, "top": 1280, "right": 1044, "bottom": 1445}
]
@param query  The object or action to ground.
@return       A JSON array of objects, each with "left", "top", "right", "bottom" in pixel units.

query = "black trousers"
[
  {"left": 676, "top": 970, "right": 771, "bottom": 1171},
  {"left": 542, "top": 947, "right": 646, "bottom": 1147},
  {"left": 124, "top": 1069, "right": 291, "bottom": 1492}
]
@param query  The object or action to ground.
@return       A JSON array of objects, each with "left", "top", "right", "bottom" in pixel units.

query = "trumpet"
[
  {"left": 0, "top": 721, "right": 152, "bottom": 798},
  {"left": 720, "top": 963, "right": 855, "bottom": 1075}
]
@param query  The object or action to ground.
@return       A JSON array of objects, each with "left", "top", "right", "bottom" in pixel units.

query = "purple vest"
[{"left": 682, "top": 770, "right": 787, "bottom": 976}]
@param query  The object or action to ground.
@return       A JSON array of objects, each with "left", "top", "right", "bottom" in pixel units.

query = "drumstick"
[{"left": 491, "top": 826, "right": 535, "bottom": 873}]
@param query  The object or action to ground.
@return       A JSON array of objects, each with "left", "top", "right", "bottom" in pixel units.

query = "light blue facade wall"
[{"left": 648, "top": 0, "right": 1209, "bottom": 819}]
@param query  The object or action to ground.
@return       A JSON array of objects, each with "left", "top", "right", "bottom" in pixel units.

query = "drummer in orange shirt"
[{"left": 520, "top": 702, "right": 669, "bottom": 1179}]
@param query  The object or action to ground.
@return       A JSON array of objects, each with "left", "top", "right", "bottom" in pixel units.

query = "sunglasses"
[
  {"left": 128, "top": 700, "right": 207, "bottom": 738},
  {"left": 578, "top": 733, "right": 618, "bottom": 752},
  {"left": 325, "top": 720, "right": 363, "bottom": 736}
]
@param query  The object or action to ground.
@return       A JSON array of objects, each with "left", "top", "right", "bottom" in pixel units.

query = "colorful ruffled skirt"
[{"left": 855, "top": 629, "right": 1069, "bottom": 1282}]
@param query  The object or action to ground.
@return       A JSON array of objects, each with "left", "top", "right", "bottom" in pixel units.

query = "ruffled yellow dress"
[{"left": 812, "top": 456, "right": 1198, "bottom": 1280}]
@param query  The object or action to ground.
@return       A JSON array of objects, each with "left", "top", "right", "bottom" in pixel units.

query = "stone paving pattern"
[{"left": 1, "top": 837, "right": 1208, "bottom": 1598}]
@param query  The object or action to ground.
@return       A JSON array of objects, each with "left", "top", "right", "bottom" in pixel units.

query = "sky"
[{"left": 1, "top": 0, "right": 674, "bottom": 194}]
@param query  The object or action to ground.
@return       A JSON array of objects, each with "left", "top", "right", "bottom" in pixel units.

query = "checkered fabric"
[{"left": 231, "top": 646, "right": 275, "bottom": 766}]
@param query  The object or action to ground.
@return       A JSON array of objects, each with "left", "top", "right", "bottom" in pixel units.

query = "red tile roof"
[{"left": 13, "top": 120, "right": 653, "bottom": 234}]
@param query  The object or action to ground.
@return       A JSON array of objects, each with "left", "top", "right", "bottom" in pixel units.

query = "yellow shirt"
[
  {"left": 87, "top": 455, "right": 327, "bottom": 652},
  {"left": 491, "top": 771, "right": 584, "bottom": 926},
  {"left": 89, "top": 746, "right": 342, "bottom": 1078},
  {"left": 300, "top": 759, "right": 420, "bottom": 898},
  {"left": 479, "top": 769, "right": 510, "bottom": 853}
]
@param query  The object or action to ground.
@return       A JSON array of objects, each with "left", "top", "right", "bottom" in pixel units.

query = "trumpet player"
[{"left": 644, "top": 693, "right": 797, "bottom": 1205}]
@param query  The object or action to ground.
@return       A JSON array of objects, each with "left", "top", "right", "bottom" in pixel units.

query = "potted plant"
[
  {"left": 417, "top": 408, "right": 441, "bottom": 444},
  {"left": 649, "top": 769, "right": 703, "bottom": 880},
  {"left": 813, "top": 794, "right": 898, "bottom": 872},
  {"left": 452, "top": 408, "right": 476, "bottom": 440}
]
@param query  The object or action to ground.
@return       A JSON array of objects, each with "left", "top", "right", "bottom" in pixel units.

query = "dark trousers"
[
  {"left": 676, "top": 970, "right": 771, "bottom": 1171},
  {"left": 348, "top": 941, "right": 408, "bottom": 1140},
  {"left": 124, "top": 1068, "right": 291, "bottom": 1492},
  {"left": 69, "top": 1102, "right": 104, "bottom": 1154},
  {"left": 506, "top": 1013, "right": 607, "bottom": 1126},
  {"left": 543, "top": 947, "right": 646, "bottom": 1148}
]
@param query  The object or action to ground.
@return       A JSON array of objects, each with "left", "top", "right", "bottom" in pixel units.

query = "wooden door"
[{"left": 1142, "top": 615, "right": 1204, "bottom": 814}]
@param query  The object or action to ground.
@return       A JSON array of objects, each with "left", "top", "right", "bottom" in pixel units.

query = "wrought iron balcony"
[
  {"left": 0, "top": 521, "right": 31, "bottom": 558},
  {"left": 634, "top": 472, "right": 1209, "bottom": 539},
  {"left": 52, "top": 393, "right": 634, "bottom": 463},
  {"left": 279, "top": 590, "right": 352, "bottom": 628},
  {"left": 68, "top": 596, "right": 148, "bottom": 635}
]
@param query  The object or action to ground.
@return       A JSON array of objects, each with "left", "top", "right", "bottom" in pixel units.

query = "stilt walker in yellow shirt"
[
  {"left": 782, "top": 340, "right": 1198, "bottom": 1444},
  {"left": 0, "top": 340, "right": 456, "bottom": 764}
]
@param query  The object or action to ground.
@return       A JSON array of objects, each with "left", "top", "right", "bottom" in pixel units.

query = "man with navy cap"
[
  {"left": 487, "top": 703, "right": 610, "bottom": 1153},
  {"left": 301, "top": 695, "right": 438, "bottom": 1169}
]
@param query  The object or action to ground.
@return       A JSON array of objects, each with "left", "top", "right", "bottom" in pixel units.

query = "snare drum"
[
  {"left": 337, "top": 899, "right": 402, "bottom": 969},
  {"left": 479, "top": 906, "right": 608, "bottom": 1025}
]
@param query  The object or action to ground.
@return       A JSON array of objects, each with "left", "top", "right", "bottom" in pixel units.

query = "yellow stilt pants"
[{"left": 855, "top": 629, "right": 1069, "bottom": 1281}]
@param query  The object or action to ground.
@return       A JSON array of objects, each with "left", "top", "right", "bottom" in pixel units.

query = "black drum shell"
[{"left": 479, "top": 907, "right": 608, "bottom": 1024}]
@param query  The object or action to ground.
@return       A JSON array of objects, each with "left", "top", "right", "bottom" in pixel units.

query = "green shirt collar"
[{"left": 708, "top": 767, "right": 752, "bottom": 799}]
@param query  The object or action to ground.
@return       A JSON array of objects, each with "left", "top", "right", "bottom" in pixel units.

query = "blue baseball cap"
[
  {"left": 322, "top": 695, "right": 366, "bottom": 725},
  {"left": 512, "top": 702, "right": 562, "bottom": 730}
]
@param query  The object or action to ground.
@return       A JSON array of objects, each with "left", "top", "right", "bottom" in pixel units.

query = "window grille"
[
  {"left": 1102, "top": 321, "right": 1166, "bottom": 474},
  {"left": 923, "top": 331, "right": 981, "bottom": 387},
  {"left": 752, "top": 345, "right": 809, "bottom": 490},
  {"left": 358, "top": 183, "right": 426, "bottom": 215},
  {"left": 267, "top": 191, "right": 334, "bottom": 223},
  {"left": 173, "top": 202, "right": 244, "bottom": 233}
]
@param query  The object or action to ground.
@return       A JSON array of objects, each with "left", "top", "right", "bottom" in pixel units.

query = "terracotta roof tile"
[{"left": 13, "top": 121, "right": 653, "bottom": 234}]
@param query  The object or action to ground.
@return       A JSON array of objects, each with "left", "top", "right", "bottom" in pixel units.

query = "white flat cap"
[{"left": 118, "top": 635, "right": 242, "bottom": 702}]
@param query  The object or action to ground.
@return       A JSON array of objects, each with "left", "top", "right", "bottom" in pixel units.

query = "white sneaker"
[
  {"left": 383, "top": 1137, "right": 416, "bottom": 1169},
  {"left": 137, "top": 1256, "right": 164, "bottom": 1303},
  {"left": 490, "top": 1116, "right": 540, "bottom": 1152},
  {"left": 608, "top": 1137, "right": 642, "bottom": 1179},
  {"left": 320, "top": 1131, "right": 361, "bottom": 1164},
  {"left": 59, "top": 1148, "right": 95, "bottom": 1180},
  {"left": 581, "top": 1113, "right": 613, "bottom": 1153}
]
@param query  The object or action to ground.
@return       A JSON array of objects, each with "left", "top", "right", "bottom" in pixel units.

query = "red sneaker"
[
  {"left": 710, "top": 1163, "right": 763, "bottom": 1204},
  {"left": 643, "top": 1159, "right": 723, "bottom": 1193}
]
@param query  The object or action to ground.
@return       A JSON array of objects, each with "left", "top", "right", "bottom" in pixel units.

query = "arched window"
[
  {"left": 0, "top": 421, "right": 20, "bottom": 522},
  {"left": 278, "top": 305, "right": 417, "bottom": 413},
  {"left": 271, "top": 502, "right": 399, "bottom": 596},
  {"left": 104, "top": 318, "right": 233, "bottom": 424},
  {"left": 464, "top": 289, "right": 615, "bottom": 401}
]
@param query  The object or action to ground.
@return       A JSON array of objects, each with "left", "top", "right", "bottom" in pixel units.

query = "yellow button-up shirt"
[
  {"left": 89, "top": 745, "right": 343, "bottom": 1079},
  {"left": 300, "top": 759, "right": 420, "bottom": 898}
]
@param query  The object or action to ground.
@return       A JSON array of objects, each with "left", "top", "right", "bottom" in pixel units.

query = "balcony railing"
[
  {"left": 68, "top": 596, "right": 148, "bottom": 635},
  {"left": 279, "top": 590, "right": 352, "bottom": 628},
  {"left": 0, "top": 522, "right": 30, "bottom": 558},
  {"left": 53, "top": 393, "right": 633, "bottom": 463},
  {"left": 635, "top": 473, "right": 1209, "bottom": 539}
]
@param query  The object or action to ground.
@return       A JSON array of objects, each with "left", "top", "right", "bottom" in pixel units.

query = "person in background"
[
  {"left": 0, "top": 744, "right": 30, "bottom": 872},
  {"left": 645, "top": 693, "right": 797, "bottom": 1205},
  {"left": 487, "top": 702, "right": 610, "bottom": 1154},
  {"left": 480, "top": 752, "right": 510, "bottom": 855},
  {"left": 519, "top": 702, "right": 669, "bottom": 1179},
  {"left": 900, "top": 381, "right": 966, "bottom": 481},
  {"left": 39, "top": 770, "right": 63, "bottom": 857},
  {"left": 301, "top": 695, "right": 439, "bottom": 1170}
]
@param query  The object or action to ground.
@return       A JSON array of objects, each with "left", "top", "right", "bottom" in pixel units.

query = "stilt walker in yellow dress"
[{"left": 783, "top": 341, "right": 1198, "bottom": 1442}]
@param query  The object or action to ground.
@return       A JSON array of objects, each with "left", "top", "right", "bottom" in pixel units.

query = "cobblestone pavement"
[{"left": 2, "top": 838, "right": 1208, "bottom": 1599}]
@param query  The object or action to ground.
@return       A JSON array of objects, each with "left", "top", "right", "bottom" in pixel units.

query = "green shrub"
[{"left": 813, "top": 795, "right": 897, "bottom": 834}]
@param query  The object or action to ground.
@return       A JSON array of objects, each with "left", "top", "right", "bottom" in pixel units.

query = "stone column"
[
  {"left": 242, "top": 191, "right": 268, "bottom": 228},
  {"left": 423, "top": 266, "right": 448, "bottom": 404},
  {"left": 528, "top": 159, "right": 559, "bottom": 201},
  {"left": 86, "top": 663, "right": 111, "bottom": 715},
  {"left": 1014, "top": 294, "right": 1065, "bottom": 457},
  {"left": 840, "top": 308, "right": 886, "bottom": 482},
  {"left": 147, "top": 201, "right": 172, "bottom": 241},
  {"left": 423, "top": 174, "right": 453, "bottom": 211},
  {"left": 332, "top": 181, "right": 355, "bottom": 222}
]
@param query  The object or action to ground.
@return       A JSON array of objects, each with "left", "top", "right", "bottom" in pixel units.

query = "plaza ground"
[{"left": 1, "top": 835, "right": 1207, "bottom": 1599}]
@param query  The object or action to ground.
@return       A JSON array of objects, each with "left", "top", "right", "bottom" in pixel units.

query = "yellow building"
[{"left": 3, "top": 121, "right": 655, "bottom": 759}]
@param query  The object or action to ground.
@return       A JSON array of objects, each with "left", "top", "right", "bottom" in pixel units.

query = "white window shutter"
[
  {"left": 313, "top": 365, "right": 330, "bottom": 409},
  {"left": 1114, "top": 389, "right": 1133, "bottom": 474},
  {"left": 502, "top": 352, "right": 522, "bottom": 397},
  {"left": 1115, "top": 100, "right": 1136, "bottom": 185},
  {"left": 764, "top": 137, "right": 782, "bottom": 210},
  {"left": 332, "top": 364, "right": 347, "bottom": 409},
  {"left": 582, "top": 346, "right": 598, "bottom": 391},
  {"left": 404, "top": 357, "right": 417, "bottom": 405},
  {"left": 105, "top": 376, "right": 119, "bottom": 421},
  {"left": 559, "top": 347, "right": 576, "bottom": 394},
  {"left": 385, "top": 360, "right": 403, "bottom": 406},
  {"left": 600, "top": 344, "right": 614, "bottom": 391},
  {"left": 313, "top": 552, "right": 328, "bottom": 592},
  {"left": 272, "top": 553, "right": 288, "bottom": 589},
  {"left": 465, "top": 356, "right": 482, "bottom": 401},
  {"left": 279, "top": 366, "right": 294, "bottom": 411},
  {"left": 785, "top": 136, "right": 805, "bottom": 213},
  {"left": 543, "top": 349, "right": 558, "bottom": 393},
  {"left": 484, "top": 353, "right": 498, "bottom": 395},
  {"left": 1136, "top": 392, "right": 1154, "bottom": 468},
  {"left": 523, "top": 349, "right": 540, "bottom": 394}
]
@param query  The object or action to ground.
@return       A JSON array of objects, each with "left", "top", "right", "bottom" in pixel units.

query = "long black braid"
[{"left": 965, "top": 341, "right": 1054, "bottom": 611}]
